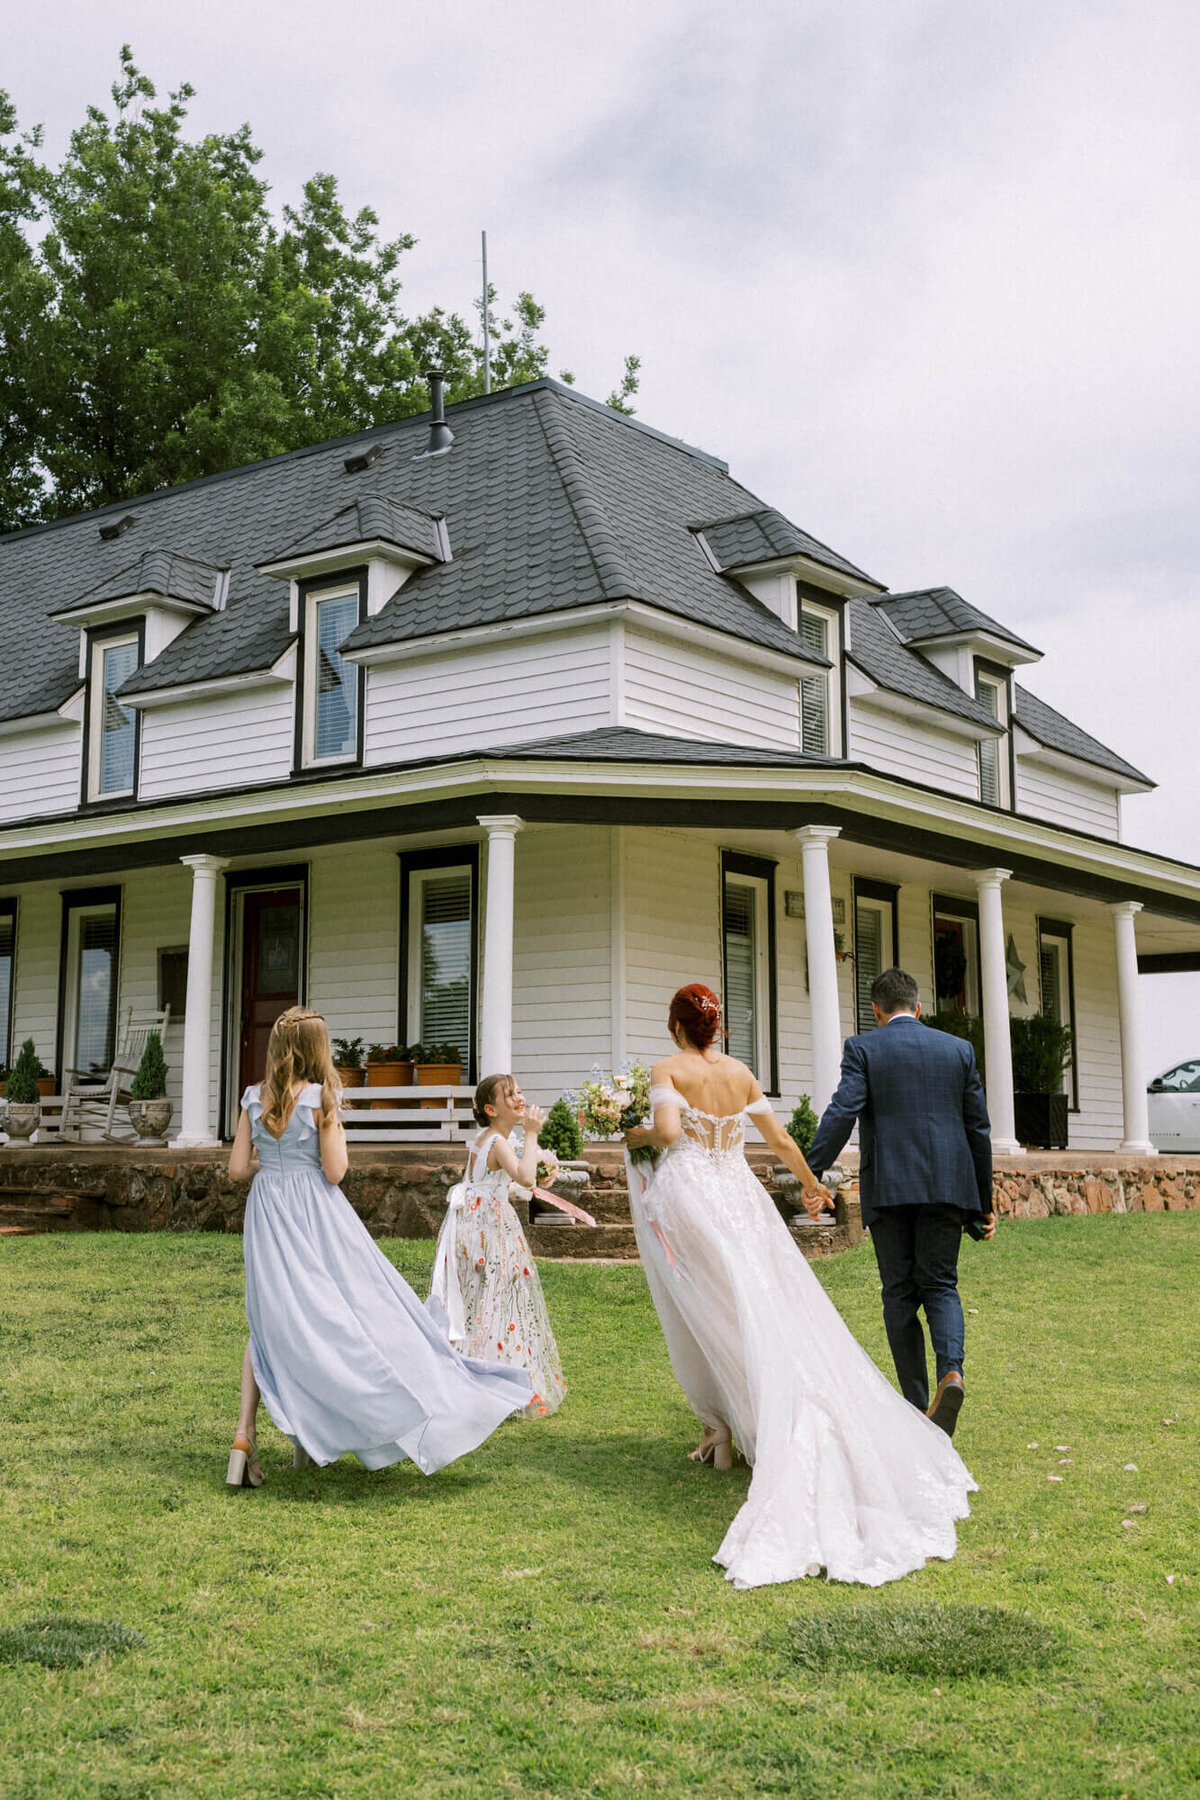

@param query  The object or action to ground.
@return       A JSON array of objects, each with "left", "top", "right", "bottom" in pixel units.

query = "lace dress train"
[{"left": 627, "top": 1084, "right": 977, "bottom": 1589}]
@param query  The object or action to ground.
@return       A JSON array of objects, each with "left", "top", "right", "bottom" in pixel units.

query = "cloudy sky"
[{"left": 6, "top": 0, "right": 1200, "bottom": 1062}]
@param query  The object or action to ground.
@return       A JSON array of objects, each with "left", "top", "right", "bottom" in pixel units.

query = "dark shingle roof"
[
  {"left": 693, "top": 506, "right": 879, "bottom": 587},
  {"left": 874, "top": 586, "right": 1040, "bottom": 657},
  {"left": 0, "top": 380, "right": 869, "bottom": 719},
  {"left": 847, "top": 599, "right": 1003, "bottom": 731},
  {"left": 1014, "top": 686, "right": 1153, "bottom": 787},
  {"left": 265, "top": 495, "right": 447, "bottom": 568},
  {"left": 54, "top": 548, "right": 225, "bottom": 618},
  {"left": 489, "top": 725, "right": 846, "bottom": 768}
]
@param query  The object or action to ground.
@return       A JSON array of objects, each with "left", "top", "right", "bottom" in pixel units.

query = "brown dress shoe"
[{"left": 927, "top": 1371, "right": 965, "bottom": 1437}]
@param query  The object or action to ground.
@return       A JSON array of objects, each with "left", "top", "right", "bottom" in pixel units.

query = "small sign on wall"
[{"left": 785, "top": 891, "right": 845, "bottom": 924}]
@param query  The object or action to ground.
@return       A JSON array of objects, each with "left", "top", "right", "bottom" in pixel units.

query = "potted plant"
[
  {"left": 32, "top": 1050, "right": 55, "bottom": 1099},
  {"left": 128, "top": 1030, "right": 173, "bottom": 1143},
  {"left": 4, "top": 1039, "right": 43, "bottom": 1140},
  {"left": 411, "top": 1041, "right": 464, "bottom": 1109},
  {"left": 540, "top": 1097, "right": 584, "bottom": 1164},
  {"left": 332, "top": 1037, "right": 366, "bottom": 1090},
  {"left": 366, "top": 1042, "right": 414, "bottom": 1110},
  {"left": 1011, "top": 1015, "right": 1073, "bottom": 1150}
]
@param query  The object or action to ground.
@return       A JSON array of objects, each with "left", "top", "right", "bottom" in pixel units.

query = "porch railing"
[{"left": 339, "top": 1084, "right": 477, "bottom": 1143}]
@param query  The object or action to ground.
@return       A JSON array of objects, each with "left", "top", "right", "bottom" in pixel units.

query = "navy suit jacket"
[{"left": 807, "top": 1015, "right": 992, "bottom": 1227}]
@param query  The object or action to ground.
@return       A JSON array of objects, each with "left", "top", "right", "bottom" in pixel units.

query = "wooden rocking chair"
[{"left": 59, "top": 1005, "right": 171, "bottom": 1143}]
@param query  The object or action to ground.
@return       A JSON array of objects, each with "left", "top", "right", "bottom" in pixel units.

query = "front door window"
[
  {"left": 62, "top": 897, "right": 121, "bottom": 1077},
  {"left": 238, "top": 888, "right": 303, "bottom": 1097}
]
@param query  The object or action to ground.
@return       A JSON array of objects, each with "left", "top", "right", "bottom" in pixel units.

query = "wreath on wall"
[{"left": 935, "top": 933, "right": 968, "bottom": 1004}]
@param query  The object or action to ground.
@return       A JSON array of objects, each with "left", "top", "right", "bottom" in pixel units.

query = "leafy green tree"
[{"left": 0, "top": 49, "right": 639, "bottom": 530}]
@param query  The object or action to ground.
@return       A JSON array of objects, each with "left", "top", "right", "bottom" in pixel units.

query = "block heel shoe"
[{"left": 226, "top": 1432, "right": 264, "bottom": 1488}]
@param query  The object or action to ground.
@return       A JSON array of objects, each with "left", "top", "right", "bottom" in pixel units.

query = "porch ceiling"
[{"left": 3, "top": 738, "right": 1200, "bottom": 932}]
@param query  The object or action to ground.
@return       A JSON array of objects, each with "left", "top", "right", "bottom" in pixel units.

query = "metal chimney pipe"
[{"left": 425, "top": 370, "right": 454, "bottom": 454}]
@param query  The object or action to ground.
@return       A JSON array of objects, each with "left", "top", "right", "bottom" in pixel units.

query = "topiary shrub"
[
  {"left": 130, "top": 1030, "right": 168, "bottom": 1101},
  {"left": 1010, "top": 1014, "right": 1073, "bottom": 1094},
  {"left": 786, "top": 1095, "right": 819, "bottom": 1155},
  {"left": 5, "top": 1039, "right": 41, "bottom": 1105},
  {"left": 540, "top": 1097, "right": 584, "bottom": 1161}
]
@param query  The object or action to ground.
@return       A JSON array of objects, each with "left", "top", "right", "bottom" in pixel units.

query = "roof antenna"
[{"left": 481, "top": 229, "right": 491, "bottom": 395}]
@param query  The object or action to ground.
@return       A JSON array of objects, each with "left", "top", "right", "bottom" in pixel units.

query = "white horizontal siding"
[
  {"left": 307, "top": 848, "right": 400, "bottom": 1052},
  {"left": 848, "top": 702, "right": 980, "bottom": 798},
  {"left": 0, "top": 722, "right": 81, "bottom": 823},
  {"left": 139, "top": 685, "right": 295, "bottom": 800},
  {"left": 8, "top": 886, "right": 61, "bottom": 1075},
  {"left": 624, "top": 832, "right": 722, "bottom": 1069},
  {"left": 622, "top": 627, "right": 800, "bottom": 750},
  {"left": 1016, "top": 759, "right": 1121, "bottom": 840},
  {"left": 364, "top": 629, "right": 612, "bottom": 764},
  {"left": 512, "top": 827, "right": 612, "bottom": 1104},
  {"left": 1068, "top": 918, "right": 1123, "bottom": 1151}
]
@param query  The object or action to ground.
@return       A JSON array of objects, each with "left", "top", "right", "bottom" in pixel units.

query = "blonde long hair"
[{"left": 259, "top": 1006, "right": 341, "bottom": 1138}]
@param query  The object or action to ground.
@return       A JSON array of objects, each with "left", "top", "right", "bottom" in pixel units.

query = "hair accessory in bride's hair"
[{"left": 668, "top": 983, "right": 724, "bottom": 1051}]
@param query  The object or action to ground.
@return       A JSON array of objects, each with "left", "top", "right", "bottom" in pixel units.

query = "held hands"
[{"left": 803, "top": 1183, "right": 835, "bottom": 1222}]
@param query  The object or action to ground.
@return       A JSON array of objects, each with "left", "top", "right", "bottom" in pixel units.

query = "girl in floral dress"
[{"left": 429, "top": 1074, "right": 566, "bottom": 1418}]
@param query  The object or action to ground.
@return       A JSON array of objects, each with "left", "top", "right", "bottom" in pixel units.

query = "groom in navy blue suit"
[{"left": 808, "top": 967, "right": 995, "bottom": 1436}]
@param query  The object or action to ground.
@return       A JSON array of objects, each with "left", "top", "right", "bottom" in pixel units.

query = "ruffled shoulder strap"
[
  {"left": 649, "top": 1080, "right": 686, "bottom": 1109},
  {"left": 745, "top": 1096, "right": 775, "bottom": 1115},
  {"left": 240, "top": 1084, "right": 262, "bottom": 1117},
  {"left": 296, "top": 1081, "right": 325, "bottom": 1111}
]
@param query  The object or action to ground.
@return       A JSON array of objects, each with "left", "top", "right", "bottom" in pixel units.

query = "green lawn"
[{"left": 0, "top": 1218, "right": 1196, "bottom": 1800}]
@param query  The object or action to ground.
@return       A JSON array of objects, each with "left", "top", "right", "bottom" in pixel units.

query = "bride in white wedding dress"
[{"left": 624, "top": 984, "right": 977, "bottom": 1590}]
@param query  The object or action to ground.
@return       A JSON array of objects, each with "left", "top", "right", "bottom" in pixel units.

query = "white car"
[{"left": 1147, "top": 1059, "right": 1200, "bottom": 1153}]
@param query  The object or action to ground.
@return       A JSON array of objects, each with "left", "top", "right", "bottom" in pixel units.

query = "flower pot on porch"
[
  {"left": 1014, "top": 1091, "right": 1069, "bottom": 1151},
  {"left": 4, "top": 1101, "right": 41, "bottom": 1140},
  {"left": 128, "top": 1097, "right": 174, "bottom": 1144},
  {"left": 415, "top": 1062, "right": 462, "bottom": 1109},
  {"left": 335, "top": 1066, "right": 367, "bottom": 1110},
  {"left": 36, "top": 1075, "right": 56, "bottom": 1099},
  {"left": 367, "top": 1061, "right": 413, "bottom": 1110}
]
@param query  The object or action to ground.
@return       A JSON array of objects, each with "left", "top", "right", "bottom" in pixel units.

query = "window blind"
[
  {"left": 99, "top": 641, "right": 138, "bottom": 794},
  {"left": 0, "top": 911, "right": 13, "bottom": 1067},
  {"left": 314, "top": 594, "right": 359, "bottom": 760},
  {"left": 75, "top": 908, "right": 118, "bottom": 1074},
  {"left": 419, "top": 873, "right": 472, "bottom": 1062},
  {"left": 1040, "top": 942, "right": 1062, "bottom": 1022},
  {"left": 855, "top": 902, "right": 884, "bottom": 1031},
  {"left": 723, "top": 880, "right": 758, "bottom": 1072},
  {"left": 800, "top": 612, "right": 830, "bottom": 755},
  {"left": 975, "top": 676, "right": 1001, "bottom": 805}
]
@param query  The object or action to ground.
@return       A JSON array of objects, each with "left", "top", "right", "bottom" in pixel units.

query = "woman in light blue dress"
[{"left": 226, "top": 1007, "right": 531, "bottom": 1488}]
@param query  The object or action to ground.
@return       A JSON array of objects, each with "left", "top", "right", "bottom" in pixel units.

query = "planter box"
[
  {"left": 36, "top": 1076, "right": 56, "bottom": 1099},
  {"left": 129, "top": 1097, "right": 173, "bottom": 1144},
  {"left": 336, "top": 1066, "right": 366, "bottom": 1090},
  {"left": 416, "top": 1063, "right": 462, "bottom": 1110},
  {"left": 4, "top": 1102, "right": 41, "bottom": 1140},
  {"left": 1015, "top": 1091, "right": 1069, "bottom": 1151},
  {"left": 367, "top": 1061, "right": 413, "bottom": 1110}
]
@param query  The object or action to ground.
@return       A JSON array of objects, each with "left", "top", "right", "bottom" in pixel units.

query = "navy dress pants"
[{"left": 868, "top": 1204, "right": 967, "bottom": 1411}]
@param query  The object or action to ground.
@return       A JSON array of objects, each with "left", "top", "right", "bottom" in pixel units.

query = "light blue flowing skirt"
[{"left": 244, "top": 1167, "right": 532, "bottom": 1471}]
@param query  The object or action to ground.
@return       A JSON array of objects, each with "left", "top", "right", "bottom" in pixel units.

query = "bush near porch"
[{"left": 0, "top": 1217, "right": 1195, "bottom": 1799}]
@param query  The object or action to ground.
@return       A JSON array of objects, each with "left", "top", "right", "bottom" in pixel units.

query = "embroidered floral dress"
[{"left": 429, "top": 1129, "right": 565, "bottom": 1418}]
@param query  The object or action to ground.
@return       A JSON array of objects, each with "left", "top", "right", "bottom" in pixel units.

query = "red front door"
[{"left": 238, "top": 888, "right": 303, "bottom": 1097}]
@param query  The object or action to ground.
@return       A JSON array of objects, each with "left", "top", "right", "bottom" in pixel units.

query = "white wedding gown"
[{"left": 627, "top": 1082, "right": 977, "bottom": 1589}]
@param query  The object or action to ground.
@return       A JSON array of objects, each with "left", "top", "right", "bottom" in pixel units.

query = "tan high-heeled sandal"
[
  {"left": 226, "top": 1431, "right": 263, "bottom": 1488},
  {"left": 709, "top": 1425, "right": 734, "bottom": 1471}
]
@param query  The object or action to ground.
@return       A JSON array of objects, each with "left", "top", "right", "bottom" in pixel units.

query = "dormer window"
[
  {"left": 974, "top": 661, "right": 1011, "bottom": 807},
  {"left": 86, "top": 628, "right": 141, "bottom": 800},
  {"left": 798, "top": 595, "right": 842, "bottom": 757},
  {"left": 300, "top": 576, "right": 365, "bottom": 767}
]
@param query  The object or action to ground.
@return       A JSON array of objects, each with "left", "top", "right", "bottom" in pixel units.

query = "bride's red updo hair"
[{"left": 668, "top": 983, "right": 723, "bottom": 1051}]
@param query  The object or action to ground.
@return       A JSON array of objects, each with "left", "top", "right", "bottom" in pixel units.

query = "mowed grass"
[{"left": 0, "top": 1218, "right": 1196, "bottom": 1800}]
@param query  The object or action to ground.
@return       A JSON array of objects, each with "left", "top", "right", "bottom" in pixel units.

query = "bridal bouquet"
[{"left": 569, "top": 1062, "right": 657, "bottom": 1163}]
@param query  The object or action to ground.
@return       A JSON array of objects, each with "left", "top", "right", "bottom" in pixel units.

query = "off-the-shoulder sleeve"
[
  {"left": 650, "top": 1082, "right": 686, "bottom": 1109},
  {"left": 745, "top": 1096, "right": 775, "bottom": 1115}
]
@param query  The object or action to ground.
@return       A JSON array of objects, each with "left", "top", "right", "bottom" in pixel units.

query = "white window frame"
[
  {"left": 1037, "top": 918, "right": 1077, "bottom": 1107},
  {"left": 853, "top": 884, "right": 897, "bottom": 1031},
  {"left": 87, "top": 631, "right": 140, "bottom": 801},
  {"left": 62, "top": 897, "right": 121, "bottom": 1078},
  {"left": 722, "top": 870, "right": 771, "bottom": 1081},
  {"left": 405, "top": 861, "right": 476, "bottom": 1062},
  {"left": 302, "top": 580, "right": 362, "bottom": 768},
  {"left": 798, "top": 597, "right": 841, "bottom": 757},
  {"left": 974, "top": 666, "right": 1011, "bottom": 808}
]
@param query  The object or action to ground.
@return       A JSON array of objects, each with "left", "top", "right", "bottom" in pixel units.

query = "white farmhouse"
[{"left": 1, "top": 376, "right": 1196, "bottom": 1153}]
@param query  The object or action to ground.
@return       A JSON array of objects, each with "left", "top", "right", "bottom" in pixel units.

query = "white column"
[
  {"left": 794, "top": 825, "right": 843, "bottom": 1114},
  {"left": 1111, "top": 901, "right": 1156, "bottom": 1155},
  {"left": 974, "top": 868, "right": 1021, "bottom": 1154},
  {"left": 172, "top": 854, "right": 229, "bottom": 1147},
  {"left": 478, "top": 814, "right": 522, "bottom": 1075}
]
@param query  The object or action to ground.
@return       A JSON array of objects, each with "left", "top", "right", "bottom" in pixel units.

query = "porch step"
[
  {"left": 529, "top": 1221, "right": 640, "bottom": 1260},
  {"left": 0, "top": 1191, "right": 110, "bottom": 1234}
]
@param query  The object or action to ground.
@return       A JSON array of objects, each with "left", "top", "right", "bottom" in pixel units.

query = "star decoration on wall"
[{"left": 1006, "top": 934, "right": 1028, "bottom": 1003}]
